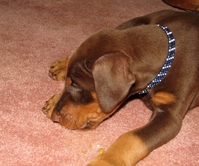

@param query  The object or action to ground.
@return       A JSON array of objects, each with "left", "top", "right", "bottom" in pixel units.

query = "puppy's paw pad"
[
  {"left": 42, "top": 94, "right": 61, "bottom": 118},
  {"left": 49, "top": 58, "right": 68, "bottom": 81}
]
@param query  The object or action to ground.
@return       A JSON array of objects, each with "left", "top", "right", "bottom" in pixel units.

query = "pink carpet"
[{"left": 0, "top": 0, "right": 199, "bottom": 165}]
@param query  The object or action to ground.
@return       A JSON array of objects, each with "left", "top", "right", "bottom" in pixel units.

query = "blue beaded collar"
[{"left": 138, "top": 24, "right": 176, "bottom": 95}]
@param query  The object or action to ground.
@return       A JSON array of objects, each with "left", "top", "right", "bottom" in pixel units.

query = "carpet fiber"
[{"left": 0, "top": 0, "right": 199, "bottom": 165}]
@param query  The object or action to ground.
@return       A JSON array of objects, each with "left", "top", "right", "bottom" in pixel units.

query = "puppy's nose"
[{"left": 51, "top": 111, "right": 60, "bottom": 123}]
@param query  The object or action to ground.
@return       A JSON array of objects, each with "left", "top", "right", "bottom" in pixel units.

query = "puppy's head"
[
  {"left": 51, "top": 30, "right": 135, "bottom": 130},
  {"left": 50, "top": 52, "right": 135, "bottom": 130}
]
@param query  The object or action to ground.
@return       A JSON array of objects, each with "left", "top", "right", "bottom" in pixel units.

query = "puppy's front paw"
[
  {"left": 49, "top": 58, "right": 68, "bottom": 81},
  {"left": 42, "top": 94, "right": 61, "bottom": 118}
]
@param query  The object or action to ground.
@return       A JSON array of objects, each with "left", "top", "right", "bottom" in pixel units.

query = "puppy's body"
[{"left": 43, "top": 10, "right": 199, "bottom": 165}]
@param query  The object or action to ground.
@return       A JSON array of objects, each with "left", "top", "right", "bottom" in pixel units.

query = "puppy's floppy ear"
[{"left": 92, "top": 52, "right": 135, "bottom": 113}]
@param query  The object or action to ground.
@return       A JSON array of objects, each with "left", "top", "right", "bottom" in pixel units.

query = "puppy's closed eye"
[
  {"left": 67, "top": 84, "right": 82, "bottom": 96},
  {"left": 67, "top": 84, "right": 94, "bottom": 104}
]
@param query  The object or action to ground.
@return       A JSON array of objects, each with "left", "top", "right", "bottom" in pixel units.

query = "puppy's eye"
[
  {"left": 67, "top": 82, "right": 82, "bottom": 92},
  {"left": 72, "top": 82, "right": 78, "bottom": 87},
  {"left": 71, "top": 82, "right": 82, "bottom": 90}
]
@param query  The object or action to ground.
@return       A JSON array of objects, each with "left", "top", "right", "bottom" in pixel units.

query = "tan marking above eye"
[
  {"left": 66, "top": 77, "right": 72, "bottom": 85},
  {"left": 152, "top": 91, "right": 175, "bottom": 105}
]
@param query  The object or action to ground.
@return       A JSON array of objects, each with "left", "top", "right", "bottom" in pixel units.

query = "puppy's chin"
[{"left": 78, "top": 120, "right": 101, "bottom": 130}]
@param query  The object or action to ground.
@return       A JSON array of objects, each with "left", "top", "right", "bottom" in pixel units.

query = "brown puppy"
[{"left": 42, "top": 10, "right": 199, "bottom": 166}]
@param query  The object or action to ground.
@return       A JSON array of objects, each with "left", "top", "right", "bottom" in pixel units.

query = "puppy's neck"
[{"left": 138, "top": 24, "right": 175, "bottom": 94}]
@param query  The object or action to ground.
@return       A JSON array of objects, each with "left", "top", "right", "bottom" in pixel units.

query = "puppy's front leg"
[
  {"left": 88, "top": 132, "right": 149, "bottom": 166},
  {"left": 88, "top": 108, "right": 182, "bottom": 166}
]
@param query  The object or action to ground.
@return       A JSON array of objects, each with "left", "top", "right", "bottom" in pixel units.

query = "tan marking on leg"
[
  {"left": 152, "top": 91, "right": 175, "bottom": 105},
  {"left": 88, "top": 132, "right": 149, "bottom": 166}
]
